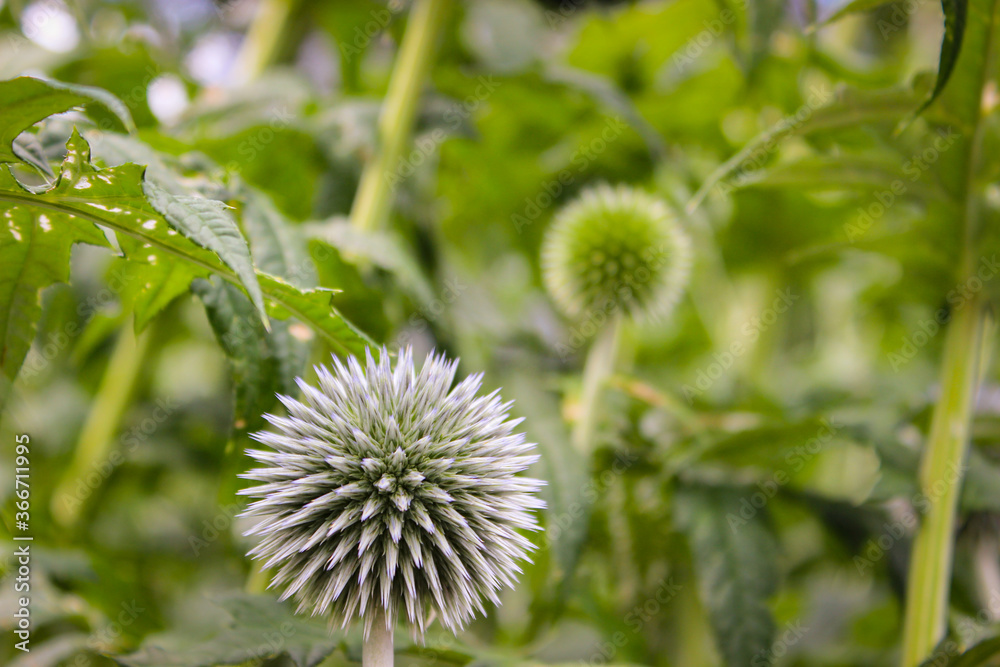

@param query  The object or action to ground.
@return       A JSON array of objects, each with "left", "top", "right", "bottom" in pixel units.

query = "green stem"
[
  {"left": 363, "top": 609, "right": 394, "bottom": 667},
  {"left": 572, "top": 317, "right": 623, "bottom": 453},
  {"left": 350, "top": 0, "right": 451, "bottom": 232},
  {"left": 900, "top": 3, "right": 999, "bottom": 658},
  {"left": 232, "top": 0, "right": 296, "bottom": 84},
  {"left": 51, "top": 323, "right": 152, "bottom": 527},
  {"left": 900, "top": 290, "right": 986, "bottom": 666}
]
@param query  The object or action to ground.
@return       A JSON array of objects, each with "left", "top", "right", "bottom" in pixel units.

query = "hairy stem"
[
  {"left": 572, "top": 317, "right": 622, "bottom": 453},
  {"left": 350, "top": 0, "right": 451, "bottom": 232},
  {"left": 51, "top": 323, "right": 152, "bottom": 527},
  {"left": 363, "top": 609, "right": 394, "bottom": 667}
]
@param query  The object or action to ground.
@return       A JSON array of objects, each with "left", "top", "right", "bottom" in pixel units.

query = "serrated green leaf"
[
  {"left": 0, "top": 130, "right": 372, "bottom": 386},
  {"left": 674, "top": 483, "right": 779, "bottom": 667},
  {"left": 114, "top": 593, "right": 338, "bottom": 667},
  {"left": 142, "top": 180, "right": 266, "bottom": 325},
  {"left": 0, "top": 167, "right": 110, "bottom": 396},
  {"left": 259, "top": 274, "right": 373, "bottom": 358},
  {"left": 0, "top": 76, "right": 135, "bottom": 165}
]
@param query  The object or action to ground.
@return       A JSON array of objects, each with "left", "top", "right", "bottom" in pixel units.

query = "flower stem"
[
  {"left": 350, "top": 0, "right": 451, "bottom": 232},
  {"left": 232, "top": 0, "right": 296, "bottom": 84},
  {"left": 52, "top": 323, "right": 152, "bottom": 527},
  {"left": 363, "top": 609, "right": 394, "bottom": 667},
  {"left": 572, "top": 317, "right": 623, "bottom": 453},
  {"left": 900, "top": 289, "right": 987, "bottom": 666}
]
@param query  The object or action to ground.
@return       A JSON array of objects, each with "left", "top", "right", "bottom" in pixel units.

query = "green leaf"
[
  {"left": 197, "top": 188, "right": 315, "bottom": 499},
  {"left": 544, "top": 64, "right": 667, "bottom": 160},
  {"left": 0, "top": 168, "right": 110, "bottom": 394},
  {"left": 142, "top": 180, "right": 267, "bottom": 325},
  {"left": 114, "top": 593, "right": 338, "bottom": 667},
  {"left": 0, "top": 129, "right": 242, "bottom": 339},
  {"left": 0, "top": 76, "right": 135, "bottom": 165},
  {"left": 688, "top": 84, "right": 925, "bottom": 210},
  {"left": 240, "top": 187, "right": 317, "bottom": 288},
  {"left": 305, "top": 218, "right": 434, "bottom": 307},
  {"left": 502, "top": 371, "right": 592, "bottom": 638},
  {"left": 0, "top": 130, "right": 372, "bottom": 386},
  {"left": 918, "top": 635, "right": 1000, "bottom": 666},
  {"left": 259, "top": 274, "right": 373, "bottom": 358},
  {"left": 12, "top": 132, "right": 54, "bottom": 178},
  {"left": 674, "top": 482, "right": 779, "bottom": 667},
  {"left": 193, "top": 278, "right": 302, "bottom": 430},
  {"left": 731, "top": 155, "right": 932, "bottom": 194},
  {"left": 915, "top": 0, "right": 970, "bottom": 117}
]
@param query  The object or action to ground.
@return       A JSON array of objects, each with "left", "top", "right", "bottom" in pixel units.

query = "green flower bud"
[{"left": 541, "top": 184, "right": 692, "bottom": 322}]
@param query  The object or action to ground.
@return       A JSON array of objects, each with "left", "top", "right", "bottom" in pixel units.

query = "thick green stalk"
[
  {"left": 51, "top": 323, "right": 151, "bottom": 527},
  {"left": 232, "top": 0, "right": 296, "bottom": 84},
  {"left": 572, "top": 317, "right": 622, "bottom": 453},
  {"left": 900, "top": 290, "right": 986, "bottom": 665},
  {"left": 350, "top": 0, "right": 451, "bottom": 232},
  {"left": 900, "top": 4, "right": 998, "bottom": 661}
]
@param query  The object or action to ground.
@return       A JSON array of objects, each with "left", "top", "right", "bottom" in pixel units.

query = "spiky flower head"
[
  {"left": 542, "top": 184, "right": 692, "bottom": 322},
  {"left": 239, "top": 347, "right": 545, "bottom": 638}
]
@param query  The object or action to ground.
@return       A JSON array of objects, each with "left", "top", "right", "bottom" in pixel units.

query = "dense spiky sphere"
[
  {"left": 542, "top": 184, "right": 692, "bottom": 322},
  {"left": 239, "top": 348, "right": 545, "bottom": 638}
]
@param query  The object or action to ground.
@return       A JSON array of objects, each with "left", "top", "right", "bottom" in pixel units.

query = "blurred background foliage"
[{"left": 1, "top": 0, "right": 1000, "bottom": 666}]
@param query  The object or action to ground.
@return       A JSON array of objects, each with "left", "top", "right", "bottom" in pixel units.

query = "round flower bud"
[
  {"left": 240, "top": 347, "right": 545, "bottom": 638},
  {"left": 541, "top": 184, "right": 692, "bottom": 322}
]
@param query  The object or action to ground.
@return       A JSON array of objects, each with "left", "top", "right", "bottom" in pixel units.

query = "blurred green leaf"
[
  {"left": 919, "top": 635, "right": 1000, "bottom": 666},
  {"left": 114, "top": 593, "right": 338, "bottom": 667},
  {"left": 915, "top": 0, "right": 970, "bottom": 117},
  {"left": 675, "top": 482, "right": 779, "bottom": 667}
]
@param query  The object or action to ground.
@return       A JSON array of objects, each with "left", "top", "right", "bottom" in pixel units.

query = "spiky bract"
[
  {"left": 240, "top": 348, "right": 544, "bottom": 638},
  {"left": 541, "top": 184, "right": 692, "bottom": 322}
]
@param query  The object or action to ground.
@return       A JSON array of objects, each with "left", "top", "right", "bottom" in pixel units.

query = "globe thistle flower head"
[
  {"left": 239, "top": 347, "right": 545, "bottom": 639},
  {"left": 542, "top": 184, "right": 692, "bottom": 322}
]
